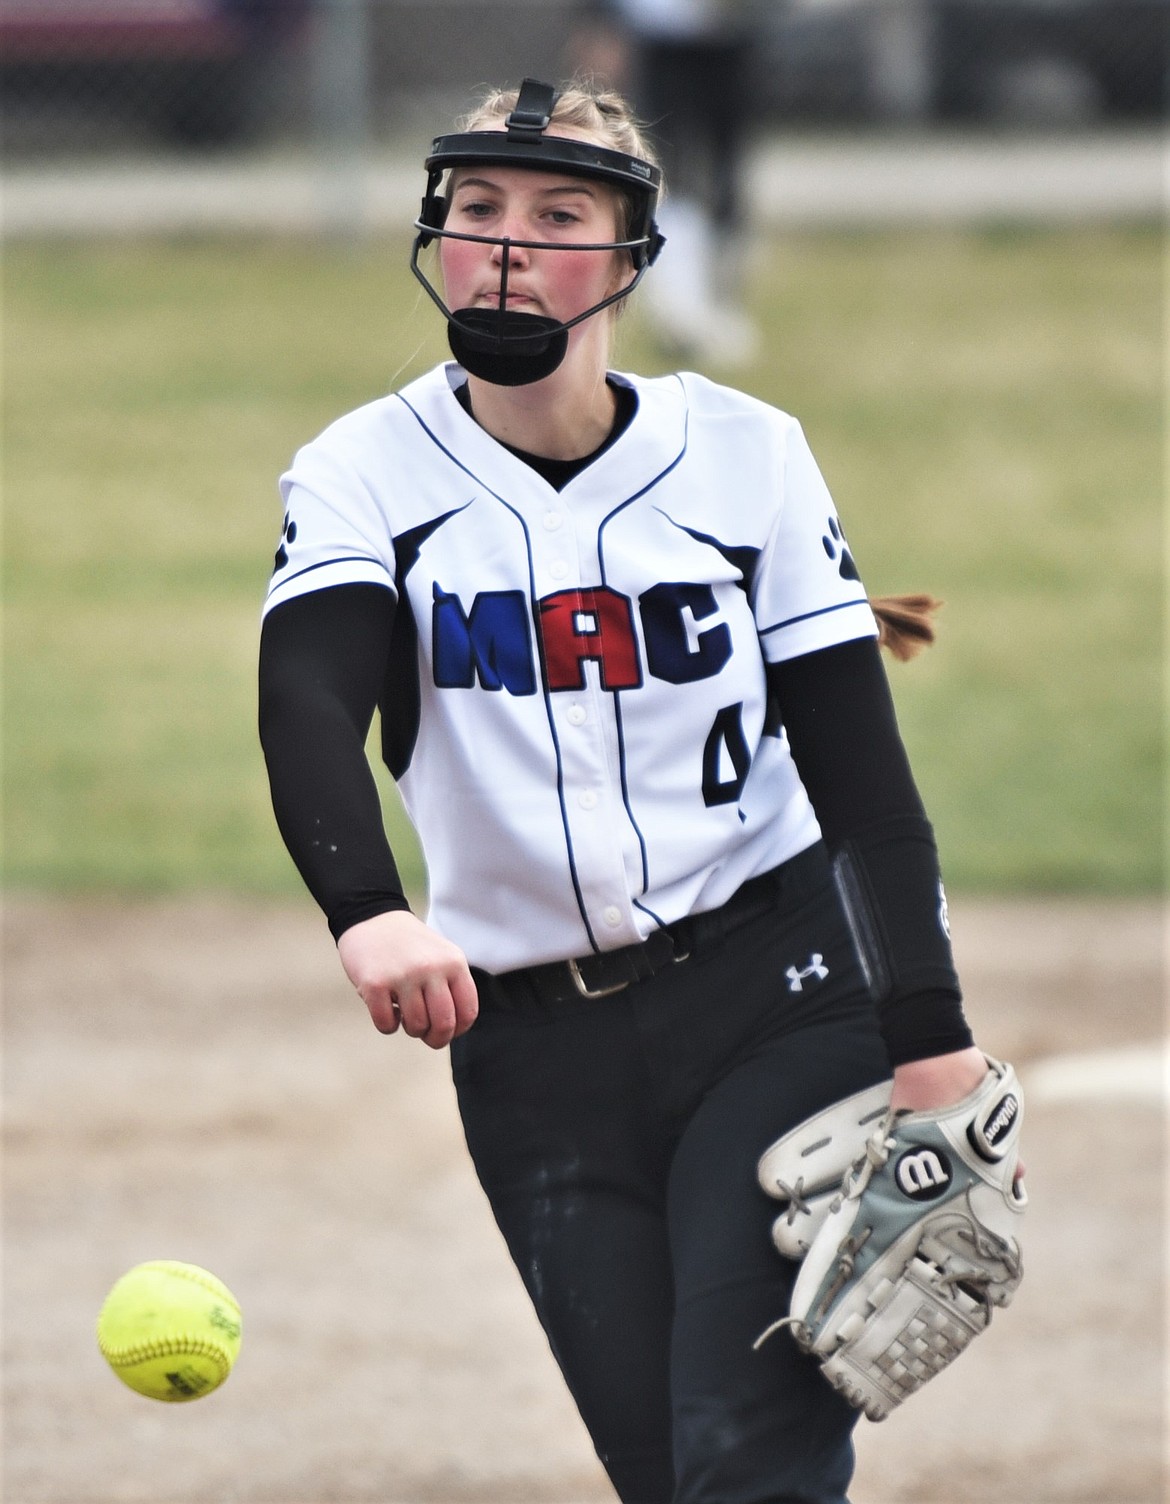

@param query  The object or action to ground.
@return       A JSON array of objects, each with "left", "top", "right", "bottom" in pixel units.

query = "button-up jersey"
[{"left": 264, "top": 363, "right": 876, "bottom": 972}]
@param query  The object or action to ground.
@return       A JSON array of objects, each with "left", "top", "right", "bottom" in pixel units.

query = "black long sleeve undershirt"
[
  {"left": 766, "top": 638, "right": 926, "bottom": 846},
  {"left": 769, "top": 641, "right": 972, "bottom": 1063},
  {"left": 258, "top": 585, "right": 971, "bottom": 1060},
  {"left": 258, "top": 583, "right": 409, "bottom": 939}
]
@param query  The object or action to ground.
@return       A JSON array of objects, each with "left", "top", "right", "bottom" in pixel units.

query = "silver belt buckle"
[{"left": 567, "top": 957, "right": 630, "bottom": 999}]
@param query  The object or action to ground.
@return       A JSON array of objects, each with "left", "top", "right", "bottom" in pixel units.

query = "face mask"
[{"left": 411, "top": 78, "right": 665, "bottom": 386}]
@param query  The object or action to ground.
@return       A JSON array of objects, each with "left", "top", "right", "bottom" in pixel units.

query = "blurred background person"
[{"left": 569, "top": 0, "right": 761, "bottom": 365}]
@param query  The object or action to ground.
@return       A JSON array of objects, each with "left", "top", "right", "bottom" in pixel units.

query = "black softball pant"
[{"left": 451, "top": 848, "right": 892, "bottom": 1504}]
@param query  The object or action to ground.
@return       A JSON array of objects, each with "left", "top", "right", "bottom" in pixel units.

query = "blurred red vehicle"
[{"left": 0, "top": 0, "right": 306, "bottom": 147}]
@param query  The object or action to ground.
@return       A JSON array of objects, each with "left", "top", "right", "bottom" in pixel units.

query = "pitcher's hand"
[{"left": 337, "top": 911, "right": 478, "bottom": 1049}]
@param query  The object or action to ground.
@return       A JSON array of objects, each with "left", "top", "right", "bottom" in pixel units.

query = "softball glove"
[
  {"left": 757, "top": 1079, "right": 893, "bottom": 1258},
  {"left": 757, "top": 1056, "right": 1026, "bottom": 1421}
]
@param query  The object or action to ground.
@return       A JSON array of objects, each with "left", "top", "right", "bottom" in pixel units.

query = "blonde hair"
[{"left": 462, "top": 81, "right": 657, "bottom": 159}]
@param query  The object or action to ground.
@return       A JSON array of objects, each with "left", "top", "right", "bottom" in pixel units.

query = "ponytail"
[{"left": 869, "top": 594, "right": 943, "bottom": 662}]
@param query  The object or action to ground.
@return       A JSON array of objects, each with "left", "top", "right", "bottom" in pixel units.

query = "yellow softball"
[{"left": 96, "top": 1260, "right": 242, "bottom": 1402}]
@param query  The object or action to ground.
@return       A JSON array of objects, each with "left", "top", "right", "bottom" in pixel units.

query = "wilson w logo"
[{"left": 894, "top": 1147, "right": 953, "bottom": 1200}]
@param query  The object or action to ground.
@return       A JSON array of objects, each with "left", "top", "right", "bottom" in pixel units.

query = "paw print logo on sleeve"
[
  {"left": 273, "top": 512, "right": 298, "bottom": 572},
  {"left": 821, "top": 516, "right": 860, "bottom": 582}
]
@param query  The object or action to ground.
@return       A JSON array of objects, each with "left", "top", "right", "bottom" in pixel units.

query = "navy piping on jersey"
[
  {"left": 395, "top": 388, "right": 605, "bottom": 955},
  {"left": 595, "top": 384, "right": 691, "bottom": 911},
  {"left": 272, "top": 552, "right": 389, "bottom": 592},
  {"left": 455, "top": 376, "right": 637, "bottom": 488},
  {"left": 660, "top": 516, "right": 762, "bottom": 599},
  {"left": 759, "top": 597, "right": 871, "bottom": 638}
]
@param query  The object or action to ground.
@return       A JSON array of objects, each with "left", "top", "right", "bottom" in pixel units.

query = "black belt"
[{"left": 474, "top": 842, "right": 829, "bottom": 1010}]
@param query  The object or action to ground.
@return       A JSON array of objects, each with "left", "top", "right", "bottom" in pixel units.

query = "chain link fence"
[
  {"left": 0, "top": 0, "right": 1165, "bottom": 163},
  {"left": 770, "top": 0, "right": 1168, "bottom": 124}
]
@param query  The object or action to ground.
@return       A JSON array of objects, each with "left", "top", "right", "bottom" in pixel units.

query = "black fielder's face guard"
[{"left": 410, "top": 78, "right": 665, "bottom": 386}]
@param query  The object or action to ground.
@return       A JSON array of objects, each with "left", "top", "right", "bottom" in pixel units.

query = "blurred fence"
[
  {"left": 1, "top": 0, "right": 1166, "bottom": 161},
  {"left": 0, "top": 0, "right": 1164, "bottom": 238}
]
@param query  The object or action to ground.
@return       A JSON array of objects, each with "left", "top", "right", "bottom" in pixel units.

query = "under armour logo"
[{"left": 785, "top": 954, "right": 829, "bottom": 992}]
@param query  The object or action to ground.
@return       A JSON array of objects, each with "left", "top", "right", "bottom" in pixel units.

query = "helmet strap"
[{"left": 504, "top": 79, "right": 557, "bottom": 142}]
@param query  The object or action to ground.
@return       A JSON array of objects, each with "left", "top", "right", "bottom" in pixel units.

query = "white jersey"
[{"left": 265, "top": 364, "right": 876, "bottom": 973}]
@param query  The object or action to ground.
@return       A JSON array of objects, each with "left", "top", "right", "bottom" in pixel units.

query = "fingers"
[
  {"left": 394, "top": 976, "right": 454, "bottom": 1047},
  {"left": 337, "top": 912, "right": 477, "bottom": 1049},
  {"left": 369, "top": 967, "right": 479, "bottom": 1050},
  {"left": 364, "top": 990, "right": 402, "bottom": 1036},
  {"left": 449, "top": 966, "right": 480, "bottom": 1039}
]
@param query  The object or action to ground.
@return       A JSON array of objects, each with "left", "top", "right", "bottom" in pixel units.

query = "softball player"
[{"left": 259, "top": 79, "right": 992, "bottom": 1504}]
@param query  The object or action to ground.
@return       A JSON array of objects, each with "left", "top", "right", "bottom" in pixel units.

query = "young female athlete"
[{"left": 259, "top": 78, "right": 1000, "bottom": 1504}]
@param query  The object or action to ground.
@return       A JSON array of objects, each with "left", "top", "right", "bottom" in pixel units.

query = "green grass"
[{"left": 2, "top": 227, "right": 1163, "bottom": 898}]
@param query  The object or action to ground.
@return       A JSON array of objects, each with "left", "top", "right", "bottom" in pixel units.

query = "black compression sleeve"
[
  {"left": 767, "top": 636, "right": 924, "bottom": 843},
  {"left": 768, "top": 638, "right": 974, "bottom": 1065},
  {"left": 258, "top": 584, "right": 412, "bottom": 940}
]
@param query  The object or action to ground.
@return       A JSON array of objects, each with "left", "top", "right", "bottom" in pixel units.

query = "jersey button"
[
  {"left": 578, "top": 789, "right": 598, "bottom": 810},
  {"left": 567, "top": 705, "right": 587, "bottom": 726},
  {"left": 603, "top": 906, "right": 623, "bottom": 927},
  {"left": 542, "top": 512, "right": 563, "bottom": 531},
  {"left": 549, "top": 559, "right": 569, "bottom": 580}
]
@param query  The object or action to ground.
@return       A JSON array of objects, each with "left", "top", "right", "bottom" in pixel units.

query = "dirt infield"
[{"left": 2, "top": 895, "right": 1165, "bottom": 1504}]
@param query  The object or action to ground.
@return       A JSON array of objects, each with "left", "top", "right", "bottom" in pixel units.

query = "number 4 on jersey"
[{"left": 703, "top": 703, "right": 750, "bottom": 807}]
